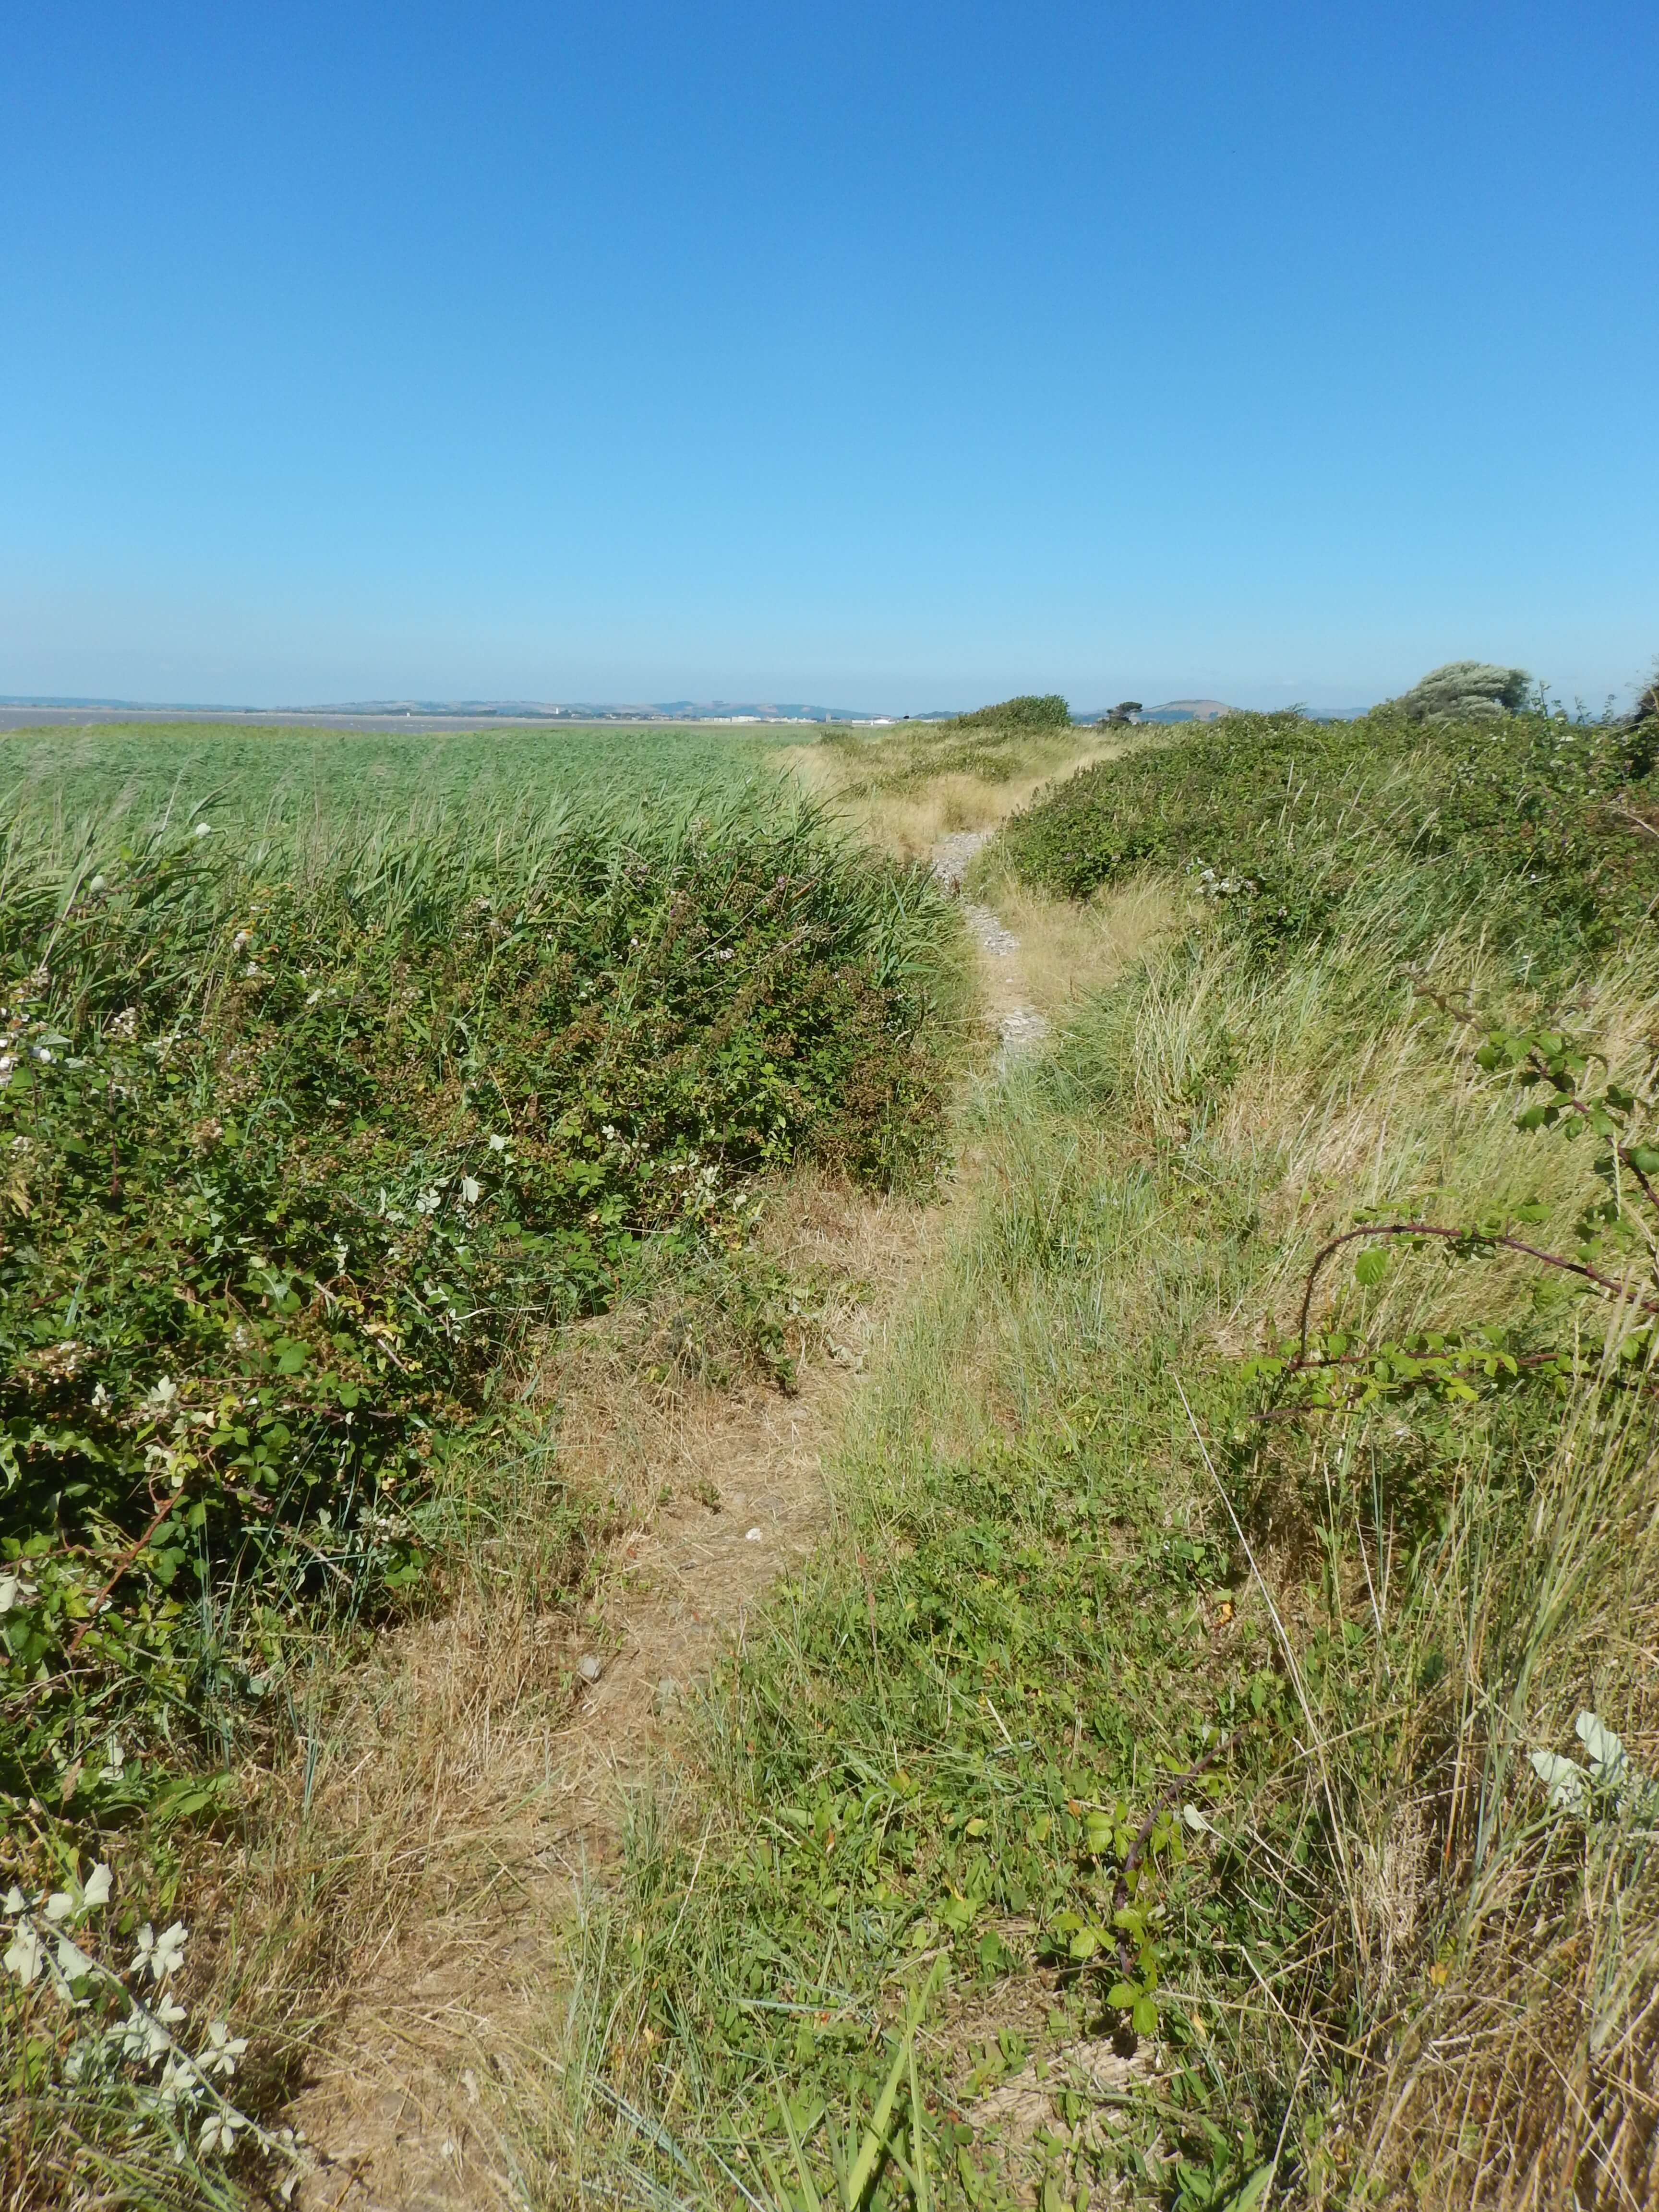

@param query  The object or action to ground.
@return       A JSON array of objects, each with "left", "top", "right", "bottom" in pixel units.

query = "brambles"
[
  {"left": 940, "top": 696, "right": 1073, "bottom": 734},
  {"left": 998, "top": 705, "right": 1659, "bottom": 973},
  {"left": 1245, "top": 1010, "right": 1659, "bottom": 1421},
  {"left": 0, "top": 803, "right": 957, "bottom": 1838}
]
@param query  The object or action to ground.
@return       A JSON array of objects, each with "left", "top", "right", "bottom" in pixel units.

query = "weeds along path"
[{"left": 285, "top": 841, "right": 1047, "bottom": 2212}]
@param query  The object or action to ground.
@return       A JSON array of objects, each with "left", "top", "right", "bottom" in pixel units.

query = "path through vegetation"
[{"left": 288, "top": 836, "right": 1050, "bottom": 2209}]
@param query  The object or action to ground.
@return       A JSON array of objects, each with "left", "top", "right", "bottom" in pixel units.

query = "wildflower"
[
  {"left": 204, "top": 2020, "right": 249, "bottom": 2078},
  {"left": 460, "top": 1176, "right": 481, "bottom": 1203},
  {"left": 194, "top": 822, "right": 212, "bottom": 838},
  {"left": 132, "top": 1919, "right": 188, "bottom": 1981},
  {"left": 54, "top": 1933, "right": 96, "bottom": 1987},
  {"left": 45, "top": 1889, "right": 75, "bottom": 1922},
  {"left": 141, "top": 1375, "right": 179, "bottom": 1418},
  {"left": 601, "top": 1123, "right": 618, "bottom": 1141},
  {"left": 83, "top": 1863, "right": 112, "bottom": 1908},
  {"left": 200, "top": 2112, "right": 241, "bottom": 2155},
  {"left": 3, "top": 1920, "right": 43, "bottom": 1986},
  {"left": 97, "top": 1741, "right": 126, "bottom": 1783},
  {"left": 155, "top": 2053, "right": 195, "bottom": 2105},
  {"left": 0, "top": 1573, "right": 40, "bottom": 1613},
  {"left": 3, "top": 1886, "right": 26, "bottom": 1912},
  {"left": 116, "top": 2007, "right": 171, "bottom": 2063},
  {"left": 488, "top": 1133, "right": 507, "bottom": 1152}
]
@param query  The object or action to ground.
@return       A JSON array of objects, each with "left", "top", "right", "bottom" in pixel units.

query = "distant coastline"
[{"left": 0, "top": 692, "right": 1380, "bottom": 732}]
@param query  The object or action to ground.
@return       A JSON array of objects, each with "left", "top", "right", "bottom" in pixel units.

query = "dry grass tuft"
[{"left": 777, "top": 736, "right": 1122, "bottom": 860}]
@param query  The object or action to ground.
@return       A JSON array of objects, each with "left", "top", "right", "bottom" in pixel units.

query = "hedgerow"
[
  {"left": 998, "top": 706, "right": 1659, "bottom": 973},
  {"left": 0, "top": 802, "right": 958, "bottom": 1838}
]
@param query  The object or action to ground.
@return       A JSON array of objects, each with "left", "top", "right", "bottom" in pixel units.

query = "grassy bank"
[
  {"left": 0, "top": 763, "right": 965, "bottom": 2202},
  {"left": 552, "top": 707, "right": 1659, "bottom": 2209}
]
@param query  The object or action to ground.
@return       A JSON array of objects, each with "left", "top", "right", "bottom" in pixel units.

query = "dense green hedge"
[
  {"left": 0, "top": 805, "right": 956, "bottom": 1824},
  {"left": 998, "top": 708, "right": 1659, "bottom": 972}
]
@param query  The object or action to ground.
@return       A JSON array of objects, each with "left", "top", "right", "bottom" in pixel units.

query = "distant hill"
[
  {"left": 1143, "top": 698, "right": 1236, "bottom": 722},
  {"left": 0, "top": 695, "right": 883, "bottom": 727}
]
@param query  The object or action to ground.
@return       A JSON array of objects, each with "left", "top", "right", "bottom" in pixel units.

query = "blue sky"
[{"left": 3, "top": 0, "right": 1656, "bottom": 713}]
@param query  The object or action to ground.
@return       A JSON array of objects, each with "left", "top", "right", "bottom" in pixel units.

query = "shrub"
[
  {"left": 1394, "top": 659, "right": 1530, "bottom": 722},
  {"left": 0, "top": 803, "right": 958, "bottom": 1827},
  {"left": 997, "top": 706, "right": 1659, "bottom": 975},
  {"left": 938, "top": 694, "right": 1072, "bottom": 733}
]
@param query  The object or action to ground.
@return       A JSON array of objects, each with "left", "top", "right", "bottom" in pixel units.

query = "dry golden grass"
[
  {"left": 777, "top": 736, "right": 1122, "bottom": 860},
  {"left": 965, "top": 855, "right": 1182, "bottom": 1019}
]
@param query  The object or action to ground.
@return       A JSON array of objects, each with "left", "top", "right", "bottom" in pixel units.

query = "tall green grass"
[{"left": 0, "top": 718, "right": 795, "bottom": 842}]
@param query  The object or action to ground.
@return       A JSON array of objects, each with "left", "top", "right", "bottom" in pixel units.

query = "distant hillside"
[{"left": 1143, "top": 697, "right": 1235, "bottom": 722}]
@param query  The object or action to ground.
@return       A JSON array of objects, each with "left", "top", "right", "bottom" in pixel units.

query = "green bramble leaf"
[{"left": 1353, "top": 1248, "right": 1389, "bottom": 1286}]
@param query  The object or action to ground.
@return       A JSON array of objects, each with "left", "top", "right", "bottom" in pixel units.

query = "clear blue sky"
[{"left": 3, "top": 1, "right": 1655, "bottom": 713}]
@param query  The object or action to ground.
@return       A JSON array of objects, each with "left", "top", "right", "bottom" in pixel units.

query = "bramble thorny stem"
[{"left": 1295, "top": 1221, "right": 1659, "bottom": 1359}]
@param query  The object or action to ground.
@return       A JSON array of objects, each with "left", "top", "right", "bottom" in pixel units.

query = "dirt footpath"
[{"left": 287, "top": 844, "right": 1047, "bottom": 2211}]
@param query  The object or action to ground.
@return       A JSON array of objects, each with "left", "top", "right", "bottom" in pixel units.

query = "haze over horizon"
[{"left": 4, "top": 2, "right": 1656, "bottom": 715}]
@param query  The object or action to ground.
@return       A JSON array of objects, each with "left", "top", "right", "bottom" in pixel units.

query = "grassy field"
[{"left": 0, "top": 720, "right": 801, "bottom": 842}]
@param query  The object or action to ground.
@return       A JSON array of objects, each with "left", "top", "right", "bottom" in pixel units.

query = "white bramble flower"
[
  {"left": 132, "top": 1919, "right": 188, "bottom": 1981},
  {"left": 54, "top": 1934, "right": 96, "bottom": 1988},
  {"left": 116, "top": 2008, "right": 171, "bottom": 2063},
  {"left": 487, "top": 1133, "right": 507, "bottom": 1152},
  {"left": 193, "top": 822, "right": 212, "bottom": 838},
  {"left": 204, "top": 2020, "right": 249, "bottom": 2077},
  {"left": 200, "top": 2112, "right": 241, "bottom": 2155},
  {"left": 83, "top": 1863, "right": 112, "bottom": 1909},
  {"left": 3, "top": 1921, "right": 44, "bottom": 1986},
  {"left": 460, "top": 1176, "right": 481, "bottom": 1203}
]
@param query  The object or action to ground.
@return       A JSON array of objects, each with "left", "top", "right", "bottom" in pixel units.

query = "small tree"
[{"left": 1395, "top": 661, "right": 1530, "bottom": 723}]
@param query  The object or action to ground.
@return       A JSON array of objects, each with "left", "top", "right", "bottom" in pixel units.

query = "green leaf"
[
  {"left": 1220, "top": 2166, "right": 1274, "bottom": 2212},
  {"left": 1353, "top": 1247, "right": 1389, "bottom": 1286}
]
